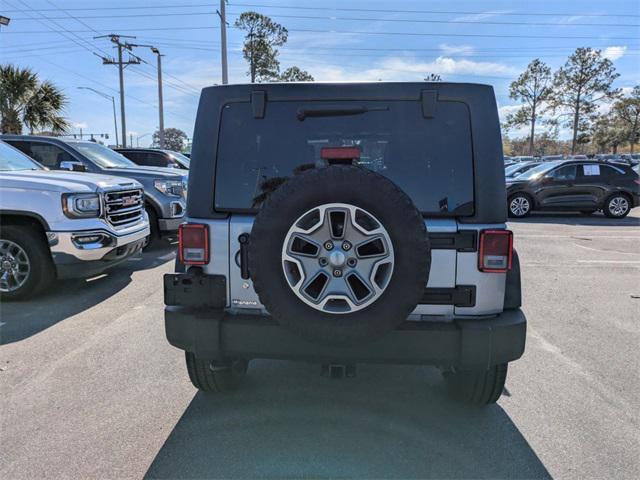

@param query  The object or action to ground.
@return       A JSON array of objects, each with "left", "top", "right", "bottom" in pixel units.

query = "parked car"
[
  {"left": 1, "top": 136, "right": 187, "bottom": 243},
  {"left": 512, "top": 155, "right": 535, "bottom": 163},
  {"left": 164, "top": 82, "right": 526, "bottom": 405},
  {"left": 506, "top": 160, "right": 640, "bottom": 218},
  {"left": 114, "top": 148, "right": 190, "bottom": 170},
  {"left": 505, "top": 161, "right": 541, "bottom": 179},
  {"left": 541, "top": 155, "right": 564, "bottom": 162},
  {"left": 0, "top": 140, "right": 149, "bottom": 300}
]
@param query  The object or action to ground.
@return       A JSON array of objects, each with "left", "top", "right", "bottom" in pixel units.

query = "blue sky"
[{"left": 1, "top": 0, "right": 639, "bottom": 147}]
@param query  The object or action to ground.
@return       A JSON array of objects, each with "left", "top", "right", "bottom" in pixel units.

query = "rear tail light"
[
  {"left": 478, "top": 230, "right": 513, "bottom": 273},
  {"left": 179, "top": 223, "right": 209, "bottom": 265},
  {"left": 320, "top": 146, "right": 361, "bottom": 161}
]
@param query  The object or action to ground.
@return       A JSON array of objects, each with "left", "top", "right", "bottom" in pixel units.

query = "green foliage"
[
  {"left": 547, "top": 48, "right": 620, "bottom": 154},
  {"left": 234, "top": 12, "right": 288, "bottom": 82},
  {"left": 152, "top": 127, "right": 187, "bottom": 152},
  {"left": 503, "top": 59, "right": 552, "bottom": 155},
  {"left": 279, "top": 66, "right": 314, "bottom": 82},
  {"left": 611, "top": 86, "right": 640, "bottom": 153},
  {"left": 0, "top": 64, "right": 69, "bottom": 134}
]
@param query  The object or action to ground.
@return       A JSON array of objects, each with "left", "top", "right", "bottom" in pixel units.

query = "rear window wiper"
[{"left": 296, "top": 105, "right": 388, "bottom": 121}]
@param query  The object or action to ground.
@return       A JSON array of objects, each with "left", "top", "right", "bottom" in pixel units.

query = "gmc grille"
[{"left": 103, "top": 188, "right": 144, "bottom": 228}]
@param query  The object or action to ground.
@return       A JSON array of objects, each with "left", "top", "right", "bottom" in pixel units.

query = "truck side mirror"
[{"left": 59, "top": 161, "right": 87, "bottom": 172}]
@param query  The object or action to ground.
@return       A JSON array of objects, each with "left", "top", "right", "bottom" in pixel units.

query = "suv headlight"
[
  {"left": 154, "top": 179, "right": 185, "bottom": 198},
  {"left": 62, "top": 193, "right": 101, "bottom": 218}
]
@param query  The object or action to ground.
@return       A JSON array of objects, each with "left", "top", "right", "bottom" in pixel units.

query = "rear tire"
[
  {"left": 603, "top": 193, "right": 631, "bottom": 218},
  {"left": 0, "top": 225, "right": 54, "bottom": 301},
  {"left": 508, "top": 193, "right": 532, "bottom": 218},
  {"left": 443, "top": 363, "right": 508, "bottom": 405},
  {"left": 185, "top": 352, "right": 248, "bottom": 392}
]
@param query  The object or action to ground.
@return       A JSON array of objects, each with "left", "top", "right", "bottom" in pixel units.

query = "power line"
[
  {"left": 2, "top": 2, "right": 638, "bottom": 18},
  {"left": 10, "top": 10, "right": 640, "bottom": 28},
  {"left": 5, "top": 25, "right": 639, "bottom": 41}
]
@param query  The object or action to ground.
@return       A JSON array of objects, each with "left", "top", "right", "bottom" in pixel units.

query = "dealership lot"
[{"left": 1, "top": 211, "right": 639, "bottom": 479}]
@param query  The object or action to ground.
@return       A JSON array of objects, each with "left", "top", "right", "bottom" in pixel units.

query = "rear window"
[{"left": 214, "top": 100, "right": 474, "bottom": 215}]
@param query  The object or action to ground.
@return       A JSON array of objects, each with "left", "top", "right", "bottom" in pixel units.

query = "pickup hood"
[
  {"left": 0, "top": 170, "right": 141, "bottom": 193},
  {"left": 101, "top": 166, "right": 187, "bottom": 180}
]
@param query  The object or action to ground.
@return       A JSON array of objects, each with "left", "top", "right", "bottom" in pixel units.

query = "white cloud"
[
  {"left": 451, "top": 10, "right": 511, "bottom": 22},
  {"left": 498, "top": 105, "right": 521, "bottom": 121},
  {"left": 288, "top": 56, "right": 519, "bottom": 83},
  {"left": 439, "top": 43, "right": 475, "bottom": 56},
  {"left": 602, "top": 46, "right": 627, "bottom": 61}
]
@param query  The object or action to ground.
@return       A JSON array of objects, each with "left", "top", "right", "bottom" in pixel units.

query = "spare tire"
[{"left": 249, "top": 166, "right": 430, "bottom": 346}]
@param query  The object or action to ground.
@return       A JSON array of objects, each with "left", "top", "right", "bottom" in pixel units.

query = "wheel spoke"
[{"left": 0, "top": 240, "right": 31, "bottom": 293}]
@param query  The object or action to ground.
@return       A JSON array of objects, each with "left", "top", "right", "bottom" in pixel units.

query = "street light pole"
[{"left": 77, "top": 86, "right": 119, "bottom": 147}]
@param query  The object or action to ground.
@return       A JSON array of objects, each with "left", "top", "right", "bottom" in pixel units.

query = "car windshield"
[
  {"left": 165, "top": 150, "right": 190, "bottom": 168},
  {"left": 71, "top": 142, "right": 138, "bottom": 168},
  {"left": 505, "top": 162, "right": 531, "bottom": 176},
  {"left": 513, "top": 161, "right": 563, "bottom": 180},
  {"left": 0, "top": 141, "right": 43, "bottom": 171}
]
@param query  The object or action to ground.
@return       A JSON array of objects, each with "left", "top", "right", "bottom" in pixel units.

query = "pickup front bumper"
[
  {"left": 164, "top": 275, "right": 526, "bottom": 369},
  {"left": 48, "top": 224, "right": 150, "bottom": 279}
]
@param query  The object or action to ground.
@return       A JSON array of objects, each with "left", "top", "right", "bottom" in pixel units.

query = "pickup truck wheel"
[
  {"left": 185, "top": 352, "right": 248, "bottom": 392},
  {"left": 143, "top": 207, "right": 160, "bottom": 250},
  {"left": 603, "top": 193, "right": 631, "bottom": 218},
  {"left": 0, "top": 225, "right": 54, "bottom": 301},
  {"left": 508, "top": 193, "right": 532, "bottom": 218},
  {"left": 249, "top": 165, "right": 430, "bottom": 346},
  {"left": 443, "top": 363, "right": 508, "bottom": 405}
]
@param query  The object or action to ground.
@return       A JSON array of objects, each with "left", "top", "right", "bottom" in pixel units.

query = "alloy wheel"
[
  {"left": 510, "top": 196, "right": 530, "bottom": 217},
  {"left": 0, "top": 240, "right": 31, "bottom": 293},
  {"left": 608, "top": 196, "right": 629, "bottom": 217},
  {"left": 282, "top": 203, "right": 394, "bottom": 314}
]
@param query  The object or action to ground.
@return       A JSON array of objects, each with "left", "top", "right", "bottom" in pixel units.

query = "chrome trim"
[
  {"left": 103, "top": 188, "right": 145, "bottom": 229},
  {"left": 48, "top": 225, "right": 150, "bottom": 262}
]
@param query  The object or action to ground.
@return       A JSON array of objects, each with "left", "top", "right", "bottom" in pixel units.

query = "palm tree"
[{"left": 0, "top": 64, "right": 69, "bottom": 134}]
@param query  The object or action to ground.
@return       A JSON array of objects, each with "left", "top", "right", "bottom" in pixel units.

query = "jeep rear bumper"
[{"left": 164, "top": 306, "right": 526, "bottom": 369}]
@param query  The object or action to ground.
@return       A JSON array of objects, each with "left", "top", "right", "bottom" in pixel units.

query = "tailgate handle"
[{"left": 238, "top": 233, "right": 250, "bottom": 279}]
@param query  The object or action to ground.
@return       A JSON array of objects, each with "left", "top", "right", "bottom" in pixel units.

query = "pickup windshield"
[
  {"left": 215, "top": 100, "right": 474, "bottom": 215},
  {"left": 0, "top": 141, "right": 43, "bottom": 171},
  {"left": 71, "top": 143, "right": 138, "bottom": 169}
]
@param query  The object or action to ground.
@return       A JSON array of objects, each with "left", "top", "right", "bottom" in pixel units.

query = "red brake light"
[
  {"left": 179, "top": 223, "right": 209, "bottom": 265},
  {"left": 478, "top": 230, "right": 513, "bottom": 273},
  {"left": 320, "top": 146, "right": 361, "bottom": 161}
]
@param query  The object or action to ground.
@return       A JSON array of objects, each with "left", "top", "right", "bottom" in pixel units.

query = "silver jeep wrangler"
[{"left": 164, "top": 82, "right": 525, "bottom": 405}]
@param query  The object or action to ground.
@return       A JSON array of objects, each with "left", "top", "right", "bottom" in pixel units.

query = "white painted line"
[
  {"left": 573, "top": 243, "right": 640, "bottom": 255},
  {"left": 578, "top": 260, "right": 640, "bottom": 264}
]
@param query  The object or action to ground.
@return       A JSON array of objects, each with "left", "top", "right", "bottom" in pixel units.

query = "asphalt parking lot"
[{"left": 1, "top": 210, "right": 639, "bottom": 479}]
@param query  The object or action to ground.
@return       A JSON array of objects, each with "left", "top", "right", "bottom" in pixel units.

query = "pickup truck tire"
[
  {"left": 443, "top": 363, "right": 508, "bottom": 405},
  {"left": 250, "top": 165, "right": 430, "bottom": 346},
  {"left": 143, "top": 206, "right": 160, "bottom": 250},
  {"left": 0, "top": 225, "right": 54, "bottom": 301},
  {"left": 185, "top": 352, "right": 248, "bottom": 392}
]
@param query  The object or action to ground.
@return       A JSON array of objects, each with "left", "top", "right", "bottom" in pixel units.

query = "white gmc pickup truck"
[{"left": 0, "top": 140, "right": 150, "bottom": 300}]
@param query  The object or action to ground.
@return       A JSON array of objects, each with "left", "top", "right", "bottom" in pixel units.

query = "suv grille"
[{"left": 103, "top": 188, "right": 144, "bottom": 228}]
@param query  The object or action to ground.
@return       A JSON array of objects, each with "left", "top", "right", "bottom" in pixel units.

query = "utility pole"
[
  {"left": 95, "top": 34, "right": 140, "bottom": 148},
  {"left": 217, "top": 0, "right": 229, "bottom": 84},
  {"left": 151, "top": 48, "right": 165, "bottom": 148}
]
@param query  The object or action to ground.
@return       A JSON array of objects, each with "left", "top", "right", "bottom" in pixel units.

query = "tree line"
[{"left": 502, "top": 48, "right": 639, "bottom": 156}]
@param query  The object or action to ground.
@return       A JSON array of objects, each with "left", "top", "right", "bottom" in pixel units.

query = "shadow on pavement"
[
  {"left": 509, "top": 210, "right": 640, "bottom": 227},
  {"left": 0, "top": 242, "right": 175, "bottom": 345},
  {"left": 146, "top": 361, "right": 550, "bottom": 479}
]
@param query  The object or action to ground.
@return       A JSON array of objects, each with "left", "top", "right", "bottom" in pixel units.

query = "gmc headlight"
[
  {"left": 154, "top": 179, "right": 184, "bottom": 198},
  {"left": 62, "top": 193, "right": 101, "bottom": 218}
]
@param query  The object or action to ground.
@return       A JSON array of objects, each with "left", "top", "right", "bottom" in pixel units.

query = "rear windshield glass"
[{"left": 214, "top": 100, "right": 474, "bottom": 215}]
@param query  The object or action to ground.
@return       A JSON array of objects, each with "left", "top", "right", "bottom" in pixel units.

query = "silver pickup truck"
[{"left": 0, "top": 141, "right": 150, "bottom": 300}]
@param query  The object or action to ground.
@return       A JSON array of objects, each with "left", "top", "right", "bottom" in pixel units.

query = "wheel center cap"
[
  {"left": 328, "top": 251, "right": 346, "bottom": 267},
  {"left": 1, "top": 260, "right": 11, "bottom": 271}
]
